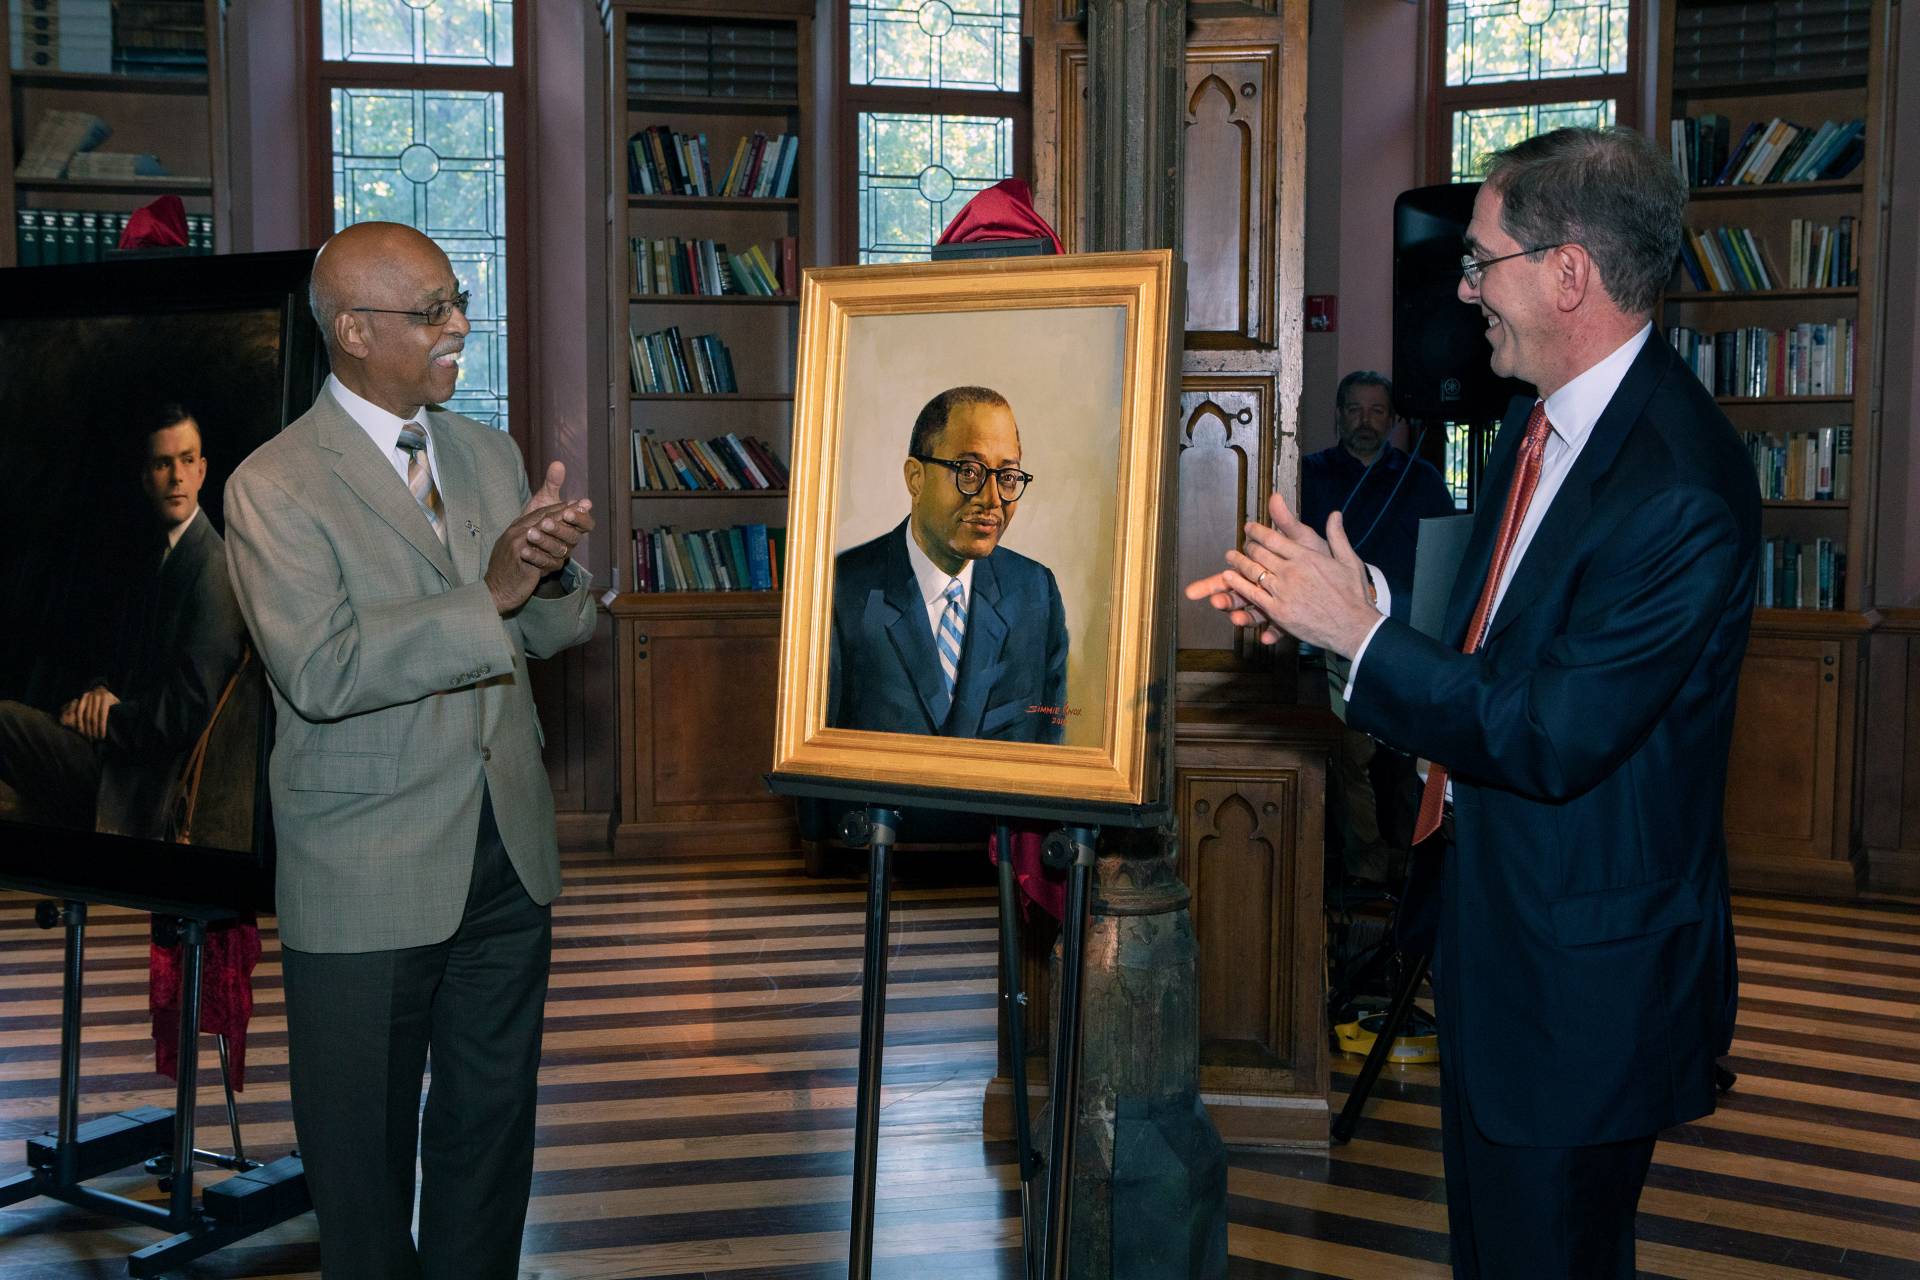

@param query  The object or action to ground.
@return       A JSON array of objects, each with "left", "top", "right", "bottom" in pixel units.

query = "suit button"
[
  {"left": 479, "top": 665, "right": 491, "bottom": 675},
  {"left": 481, "top": 747, "right": 492, "bottom": 761}
]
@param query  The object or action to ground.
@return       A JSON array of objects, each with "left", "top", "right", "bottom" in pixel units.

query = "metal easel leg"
[
  {"left": 847, "top": 805, "right": 899, "bottom": 1280},
  {"left": 167, "top": 919, "right": 205, "bottom": 1228},
  {"left": 994, "top": 822, "right": 1041, "bottom": 1280},
  {"left": 1330, "top": 950, "right": 1430, "bottom": 1145},
  {"left": 1041, "top": 826, "right": 1097, "bottom": 1280}
]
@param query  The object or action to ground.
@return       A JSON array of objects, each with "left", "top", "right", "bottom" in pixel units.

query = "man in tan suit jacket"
[{"left": 224, "top": 223, "right": 595, "bottom": 1280}]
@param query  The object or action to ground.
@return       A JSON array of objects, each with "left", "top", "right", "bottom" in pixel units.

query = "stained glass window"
[
  {"left": 1445, "top": 0, "right": 1628, "bottom": 86},
  {"left": 332, "top": 88, "right": 511, "bottom": 430},
  {"left": 321, "top": 0, "right": 513, "bottom": 67},
  {"left": 849, "top": 0, "right": 1021, "bottom": 92},
  {"left": 1451, "top": 98, "right": 1617, "bottom": 180},
  {"left": 857, "top": 112, "right": 1014, "bottom": 263}
]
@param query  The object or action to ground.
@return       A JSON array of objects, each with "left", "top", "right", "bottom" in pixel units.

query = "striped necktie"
[
  {"left": 396, "top": 422, "right": 447, "bottom": 545},
  {"left": 935, "top": 577, "right": 967, "bottom": 697},
  {"left": 1412, "top": 400, "right": 1555, "bottom": 845}
]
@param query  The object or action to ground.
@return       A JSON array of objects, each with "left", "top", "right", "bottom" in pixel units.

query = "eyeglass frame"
[
  {"left": 910, "top": 453, "right": 1034, "bottom": 501},
  {"left": 350, "top": 289, "right": 472, "bottom": 327},
  {"left": 1458, "top": 243, "right": 1566, "bottom": 288}
]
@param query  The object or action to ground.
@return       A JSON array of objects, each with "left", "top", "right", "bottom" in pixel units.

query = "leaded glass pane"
[
  {"left": 857, "top": 111, "right": 1014, "bottom": 263},
  {"left": 321, "top": 0, "right": 513, "bottom": 67},
  {"left": 849, "top": 0, "right": 1021, "bottom": 92},
  {"left": 332, "top": 88, "right": 511, "bottom": 430},
  {"left": 1450, "top": 98, "right": 1616, "bottom": 181},
  {"left": 1445, "top": 0, "right": 1629, "bottom": 87}
]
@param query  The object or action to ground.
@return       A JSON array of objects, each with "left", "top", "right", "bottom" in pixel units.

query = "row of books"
[
  {"left": 9, "top": 0, "right": 205, "bottom": 74},
  {"left": 1669, "top": 114, "right": 1865, "bottom": 188},
  {"left": 15, "top": 208, "right": 214, "bottom": 264},
  {"left": 628, "top": 326, "right": 741, "bottom": 395},
  {"left": 1667, "top": 320, "right": 1854, "bottom": 399},
  {"left": 632, "top": 524, "right": 786, "bottom": 594},
  {"left": 626, "top": 19, "right": 798, "bottom": 100},
  {"left": 627, "top": 127, "right": 797, "bottom": 199},
  {"left": 111, "top": 0, "right": 208, "bottom": 76},
  {"left": 628, "top": 236, "right": 795, "bottom": 297},
  {"left": 1784, "top": 216, "right": 1859, "bottom": 289},
  {"left": 1759, "top": 536, "right": 1845, "bottom": 611},
  {"left": 1740, "top": 427, "right": 1853, "bottom": 501},
  {"left": 1679, "top": 225, "right": 1776, "bottom": 292},
  {"left": 1673, "top": 0, "right": 1871, "bottom": 84},
  {"left": 631, "top": 432, "right": 789, "bottom": 492}
]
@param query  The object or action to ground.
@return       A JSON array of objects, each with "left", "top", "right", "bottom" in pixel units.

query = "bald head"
[{"left": 311, "top": 221, "right": 471, "bottom": 418}]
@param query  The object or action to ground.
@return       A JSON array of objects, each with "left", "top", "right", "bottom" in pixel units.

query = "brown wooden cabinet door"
[{"left": 1725, "top": 635, "right": 1843, "bottom": 861}]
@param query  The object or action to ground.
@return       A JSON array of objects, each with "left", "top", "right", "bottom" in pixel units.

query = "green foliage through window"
[
  {"left": 1445, "top": 0, "right": 1628, "bottom": 86},
  {"left": 857, "top": 112, "right": 1013, "bottom": 263},
  {"left": 849, "top": 0, "right": 1020, "bottom": 92},
  {"left": 331, "top": 88, "right": 511, "bottom": 430},
  {"left": 321, "top": 0, "right": 513, "bottom": 67},
  {"left": 1451, "top": 98, "right": 1616, "bottom": 180}
]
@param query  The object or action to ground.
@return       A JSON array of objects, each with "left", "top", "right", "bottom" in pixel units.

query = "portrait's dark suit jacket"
[
  {"left": 1347, "top": 335, "right": 1760, "bottom": 1148},
  {"left": 828, "top": 521, "right": 1068, "bottom": 744},
  {"left": 96, "top": 510, "right": 246, "bottom": 839}
]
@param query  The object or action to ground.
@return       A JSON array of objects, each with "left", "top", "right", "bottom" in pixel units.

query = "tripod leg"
[
  {"left": 848, "top": 807, "right": 898, "bottom": 1280},
  {"left": 994, "top": 823, "right": 1039, "bottom": 1280},
  {"left": 168, "top": 920, "right": 206, "bottom": 1227},
  {"left": 1331, "top": 951, "right": 1430, "bottom": 1145},
  {"left": 214, "top": 1035, "right": 247, "bottom": 1167},
  {"left": 1042, "top": 826, "right": 1096, "bottom": 1280},
  {"left": 57, "top": 902, "right": 87, "bottom": 1181}
]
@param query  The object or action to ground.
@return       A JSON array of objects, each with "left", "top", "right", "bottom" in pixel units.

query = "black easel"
[
  {"left": 1329, "top": 949, "right": 1431, "bottom": 1145},
  {"left": 0, "top": 899, "right": 309, "bottom": 1276}
]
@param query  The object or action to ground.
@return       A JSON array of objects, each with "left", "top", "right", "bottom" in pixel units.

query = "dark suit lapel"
[
  {"left": 879, "top": 529, "right": 950, "bottom": 730},
  {"left": 1445, "top": 396, "right": 1533, "bottom": 646},
  {"left": 945, "top": 554, "right": 1009, "bottom": 736},
  {"left": 1482, "top": 335, "right": 1666, "bottom": 645},
  {"left": 317, "top": 390, "right": 456, "bottom": 585}
]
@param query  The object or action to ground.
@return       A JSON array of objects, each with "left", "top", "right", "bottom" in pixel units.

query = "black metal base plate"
[{"left": 24, "top": 1107, "right": 173, "bottom": 1183}]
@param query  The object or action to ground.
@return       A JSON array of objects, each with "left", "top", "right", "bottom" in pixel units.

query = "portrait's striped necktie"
[
  {"left": 396, "top": 422, "right": 447, "bottom": 545},
  {"left": 935, "top": 577, "right": 967, "bottom": 697}
]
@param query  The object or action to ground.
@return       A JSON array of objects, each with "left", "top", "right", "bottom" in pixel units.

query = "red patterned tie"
[{"left": 1412, "top": 400, "right": 1555, "bottom": 845}]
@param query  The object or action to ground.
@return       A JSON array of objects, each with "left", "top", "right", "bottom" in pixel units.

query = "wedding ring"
[{"left": 1256, "top": 570, "right": 1270, "bottom": 590}]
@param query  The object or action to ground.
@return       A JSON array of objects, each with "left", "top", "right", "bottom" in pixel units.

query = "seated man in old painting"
[
  {"left": 827, "top": 385, "right": 1068, "bottom": 745},
  {"left": 0, "top": 403, "right": 246, "bottom": 839}
]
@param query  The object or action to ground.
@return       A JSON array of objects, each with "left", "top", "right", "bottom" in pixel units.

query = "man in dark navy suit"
[
  {"left": 1188, "top": 127, "right": 1759, "bottom": 1277},
  {"left": 828, "top": 385, "right": 1068, "bottom": 745}
]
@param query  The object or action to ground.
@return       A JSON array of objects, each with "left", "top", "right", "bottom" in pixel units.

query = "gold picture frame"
[{"left": 772, "top": 249, "right": 1180, "bottom": 808}]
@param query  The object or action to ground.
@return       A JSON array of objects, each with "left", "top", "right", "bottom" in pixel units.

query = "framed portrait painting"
[{"left": 773, "top": 250, "right": 1180, "bottom": 809}]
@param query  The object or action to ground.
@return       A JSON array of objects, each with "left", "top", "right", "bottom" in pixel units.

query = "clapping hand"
[{"left": 1182, "top": 492, "right": 1381, "bottom": 658}]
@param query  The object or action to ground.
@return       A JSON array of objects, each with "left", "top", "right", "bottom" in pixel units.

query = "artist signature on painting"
[{"left": 1027, "top": 704, "right": 1080, "bottom": 727}]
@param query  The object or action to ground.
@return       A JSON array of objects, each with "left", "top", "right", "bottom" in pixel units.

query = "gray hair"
[{"left": 1483, "top": 126, "right": 1685, "bottom": 316}]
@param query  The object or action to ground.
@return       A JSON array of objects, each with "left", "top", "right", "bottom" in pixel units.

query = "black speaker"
[{"left": 1392, "top": 183, "right": 1528, "bottom": 423}]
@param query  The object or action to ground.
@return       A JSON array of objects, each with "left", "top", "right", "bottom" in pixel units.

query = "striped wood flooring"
[{"left": 0, "top": 849, "right": 1914, "bottom": 1278}]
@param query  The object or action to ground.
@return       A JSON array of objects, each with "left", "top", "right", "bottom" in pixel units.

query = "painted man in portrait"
[{"left": 827, "top": 385, "right": 1068, "bottom": 744}]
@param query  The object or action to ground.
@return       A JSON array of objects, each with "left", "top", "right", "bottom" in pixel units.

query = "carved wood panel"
[
  {"left": 1177, "top": 373, "right": 1279, "bottom": 665},
  {"left": 1177, "top": 767, "right": 1299, "bottom": 1066},
  {"left": 1182, "top": 47, "right": 1279, "bottom": 347}
]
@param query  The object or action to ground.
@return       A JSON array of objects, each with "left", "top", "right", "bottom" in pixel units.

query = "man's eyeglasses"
[
  {"left": 1458, "top": 244, "right": 1565, "bottom": 288},
  {"left": 351, "top": 290, "right": 472, "bottom": 328},
  {"left": 913, "top": 454, "right": 1033, "bottom": 501}
]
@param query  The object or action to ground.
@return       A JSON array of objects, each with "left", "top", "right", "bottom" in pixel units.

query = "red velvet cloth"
[
  {"left": 150, "top": 919, "right": 262, "bottom": 1090},
  {"left": 988, "top": 823, "right": 1066, "bottom": 922},
  {"left": 935, "top": 178, "right": 1063, "bottom": 255},
  {"left": 118, "top": 195, "right": 189, "bottom": 250}
]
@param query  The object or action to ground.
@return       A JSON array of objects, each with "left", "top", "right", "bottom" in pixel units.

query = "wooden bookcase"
[
  {"left": 1656, "top": 0, "right": 1892, "bottom": 891},
  {"left": 605, "top": 0, "right": 811, "bottom": 855},
  {"left": 2, "top": 0, "right": 229, "bottom": 267}
]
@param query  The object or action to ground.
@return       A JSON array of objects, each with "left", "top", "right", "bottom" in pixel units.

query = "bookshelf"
[
  {"left": 3, "top": 0, "right": 228, "bottom": 267},
  {"left": 606, "top": 0, "right": 811, "bottom": 855},
  {"left": 1657, "top": 0, "right": 1891, "bottom": 888}
]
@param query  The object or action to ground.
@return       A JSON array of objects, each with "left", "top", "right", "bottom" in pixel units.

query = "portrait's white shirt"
[
  {"left": 161, "top": 504, "right": 200, "bottom": 561},
  {"left": 902, "top": 524, "right": 976, "bottom": 642},
  {"left": 328, "top": 373, "right": 442, "bottom": 493},
  {"left": 1345, "top": 323, "right": 1652, "bottom": 793}
]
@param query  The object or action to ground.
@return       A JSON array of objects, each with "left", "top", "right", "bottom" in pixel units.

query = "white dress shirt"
[
  {"left": 1346, "top": 323, "right": 1653, "bottom": 693},
  {"left": 327, "top": 373, "right": 441, "bottom": 492},
  {"left": 902, "top": 523, "right": 975, "bottom": 643},
  {"left": 161, "top": 504, "right": 201, "bottom": 562}
]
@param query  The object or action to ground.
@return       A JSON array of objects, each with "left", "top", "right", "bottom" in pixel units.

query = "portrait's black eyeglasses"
[
  {"left": 1458, "top": 244, "right": 1565, "bottom": 287},
  {"left": 913, "top": 454, "right": 1033, "bottom": 501},
  {"left": 351, "top": 290, "right": 472, "bottom": 327}
]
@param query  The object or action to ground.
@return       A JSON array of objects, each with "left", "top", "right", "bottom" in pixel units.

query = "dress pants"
[
  {"left": 0, "top": 700, "right": 100, "bottom": 828},
  {"left": 281, "top": 791, "right": 551, "bottom": 1280},
  {"left": 1436, "top": 991, "right": 1657, "bottom": 1278}
]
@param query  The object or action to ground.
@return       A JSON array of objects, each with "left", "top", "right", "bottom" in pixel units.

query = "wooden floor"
[{"left": 0, "top": 848, "right": 1915, "bottom": 1278}]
